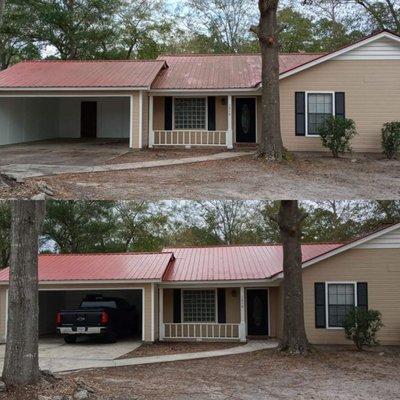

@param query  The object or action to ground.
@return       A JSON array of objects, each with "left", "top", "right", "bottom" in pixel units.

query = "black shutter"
[
  {"left": 173, "top": 289, "right": 181, "bottom": 323},
  {"left": 295, "top": 92, "right": 306, "bottom": 136},
  {"left": 335, "top": 92, "right": 345, "bottom": 118},
  {"left": 357, "top": 282, "right": 368, "bottom": 312},
  {"left": 315, "top": 282, "right": 326, "bottom": 328},
  {"left": 207, "top": 96, "right": 216, "bottom": 131},
  {"left": 217, "top": 288, "right": 226, "bottom": 323},
  {"left": 164, "top": 96, "right": 173, "bottom": 130}
]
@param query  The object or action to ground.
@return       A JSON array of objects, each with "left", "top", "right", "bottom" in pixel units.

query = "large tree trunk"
[
  {"left": 274, "top": 200, "right": 310, "bottom": 354},
  {"left": 2, "top": 199, "right": 46, "bottom": 386},
  {"left": 251, "top": 0, "right": 284, "bottom": 160},
  {"left": 0, "top": 0, "right": 5, "bottom": 26}
]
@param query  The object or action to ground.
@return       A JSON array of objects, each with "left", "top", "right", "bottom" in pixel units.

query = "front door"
[
  {"left": 81, "top": 101, "right": 97, "bottom": 138},
  {"left": 235, "top": 98, "right": 256, "bottom": 143},
  {"left": 247, "top": 289, "right": 268, "bottom": 336}
]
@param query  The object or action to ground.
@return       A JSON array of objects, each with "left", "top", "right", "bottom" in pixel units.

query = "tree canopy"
[
  {"left": 0, "top": 0, "right": 398, "bottom": 69},
  {"left": 0, "top": 200, "right": 399, "bottom": 268}
]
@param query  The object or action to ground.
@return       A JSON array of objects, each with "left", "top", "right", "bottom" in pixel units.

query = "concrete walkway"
[
  {"left": 0, "top": 338, "right": 142, "bottom": 373},
  {"left": 58, "top": 340, "right": 278, "bottom": 373},
  {"left": 0, "top": 151, "right": 252, "bottom": 182},
  {"left": 0, "top": 339, "right": 277, "bottom": 373}
]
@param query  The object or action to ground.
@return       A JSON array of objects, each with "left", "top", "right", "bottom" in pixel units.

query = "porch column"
[
  {"left": 239, "top": 286, "right": 246, "bottom": 342},
  {"left": 159, "top": 287, "right": 164, "bottom": 341},
  {"left": 138, "top": 91, "right": 144, "bottom": 149},
  {"left": 149, "top": 95, "right": 154, "bottom": 148},
  {"left": 226, "top": 95, "right": 233, "bottom": 149},
  {"left": 129, "top": 94, "right": 134, "bottom": 148}
]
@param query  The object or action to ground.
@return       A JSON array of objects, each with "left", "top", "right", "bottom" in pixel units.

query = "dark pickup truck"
[{"left": 56, "top": 295, "right": 139, "bottom": 343}]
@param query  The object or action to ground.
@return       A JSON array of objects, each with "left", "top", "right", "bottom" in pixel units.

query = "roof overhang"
[
  {"left": 0, "top": 86, "right": 149, "bottom": 92},
  {"left": 279, "top": 31, "right": 400, "bottom": 80},
  {"left": 273, "top": 223, "right": 400, "bottom": 279},
  {"left": 160, "top": 278, "right": 282, "bottom": 288},
  {"left": 0, "top": 279, "right": 161, "bottom": 286},
  {"left": 150, "top": 87, "right": 261, "bottom": 95}
]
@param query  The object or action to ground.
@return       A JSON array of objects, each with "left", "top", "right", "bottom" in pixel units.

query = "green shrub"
[
  {"left": 381, "top": 122, "right": 400, "bottom": 159},
  {"left": 317, "top": 116, "right": 357, "bottom": 157},
  {"left": 343, "top": 308, "right": 383, "bottom": 350}
]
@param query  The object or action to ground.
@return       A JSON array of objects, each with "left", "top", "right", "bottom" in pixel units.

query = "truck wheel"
[{"left": 64, "top": 335, "right": 77, "bottom": 344}]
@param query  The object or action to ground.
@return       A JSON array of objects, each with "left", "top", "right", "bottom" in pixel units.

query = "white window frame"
[
  {"left": 305, "top": 91, "right": 335, "bottom": 137},
  {"left": 181, "top": 288, "right": 218, "bottom": 323},
  {"left": 325, "top": 281, "right": 358, "bottom": 330},
  {"left": 172, "top": 96, "right": 208, "bottom": 131}
]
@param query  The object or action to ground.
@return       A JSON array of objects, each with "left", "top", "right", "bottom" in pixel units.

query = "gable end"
[
  {"left": 356, "top": 227, "right": 400, "bottom": 249},
  {"left": 336, "top": 37, "right": 400, "bottom": 60}
]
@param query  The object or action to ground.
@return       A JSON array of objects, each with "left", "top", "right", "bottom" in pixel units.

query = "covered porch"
[
  {"left": 148, "top": 95, "right": 261, "bottom": 149},
  {"left": 158, "top": 286, "right": 281, "bottom": 342}
]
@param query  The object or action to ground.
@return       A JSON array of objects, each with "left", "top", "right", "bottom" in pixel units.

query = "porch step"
[{"left": 234, "top": 143, "right": 258, "bottom": 150}]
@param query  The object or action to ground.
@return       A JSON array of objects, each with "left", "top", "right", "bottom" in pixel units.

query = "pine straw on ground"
[
  {"left": 4, "top": 345, "right": 399, "bottom": 400},
  {"left": 117, "top": 341, "right": 243, "bottom": 359}
]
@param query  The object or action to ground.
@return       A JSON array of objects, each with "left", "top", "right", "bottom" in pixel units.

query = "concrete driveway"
[
  {"left": 0, "top": 139, "right": 130, "bottom": 166},
  {"left": 0, "top": 337, "right": 141, "bottom": 373}
]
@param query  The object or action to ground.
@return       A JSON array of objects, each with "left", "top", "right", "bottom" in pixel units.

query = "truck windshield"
[{"left": 80, "top": 301, "right": 117, "bottom": 309}]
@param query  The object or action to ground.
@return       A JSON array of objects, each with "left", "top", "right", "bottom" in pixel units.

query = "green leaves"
[
  {"left": 318, "top": 116, "right": 358, "bottom": 158},
  {"left": 343, "top": 308, "right": 383, "bottom": 350},
  {"left": 381, "top": 121, "right": 400, "bottom": 159}
]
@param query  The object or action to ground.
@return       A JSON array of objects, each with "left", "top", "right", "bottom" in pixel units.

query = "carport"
[
  {"left": 0, "top": 59, "right": 168, "bottom": 149},
  {"left": 39, "top": 287, "right": 144, "bottom": 340},
  {"left": 0, "top": 95, "right": 132, "bottom": 146},
  {"left": 0, "top": 252, "right": 174, "bottom": 343}
]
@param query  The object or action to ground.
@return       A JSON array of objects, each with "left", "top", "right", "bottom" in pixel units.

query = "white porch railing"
[
  {"left": 163, "top": 323, "right": 240, "bottom": 340},
  {"left": 152, "top": 130, "right": 230, "bottom": 147}
]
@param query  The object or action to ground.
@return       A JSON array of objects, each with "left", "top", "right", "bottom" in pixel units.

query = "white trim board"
[{"left": 280, "top": 31, "right": 400, "bottom": 80}]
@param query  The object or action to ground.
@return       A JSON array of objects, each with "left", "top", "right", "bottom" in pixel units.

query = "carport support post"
[
  {"left": 227, "top": 95, "right": 233, "bottom": 149},
  {"left": 149, "top": 95, "right": 154, "bottom": 148},
  {"left": 159, "top": 287, "right": 164, "bottom": 340},
  {"left": 239, "top": 286, "right": 246, "bottom": 342},
  {"left": 129, "top": 94, "right": 134, "bottom": 148}
]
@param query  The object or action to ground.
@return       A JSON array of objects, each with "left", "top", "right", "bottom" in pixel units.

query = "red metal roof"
[
  {"left": 152, "top": 53, "right": 324, "bottom": 90},
  {"left": 162, "top": 243, "right": 342, "bottom": 281},
  {"left": 0, "top": 252, "right": 174, "bottom": 282},
  {"left": 0, "top": 60, "right": 166, "bottom": 89}
]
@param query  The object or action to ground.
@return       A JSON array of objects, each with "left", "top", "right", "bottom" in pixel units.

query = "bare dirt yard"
[
  {"left": 2, "top": 345, "right": 400, "bottom": 400},
  {"left": 117, "top": 341, "right": 242, "bottom": 359},
  {"left": 0, "top": 152, "right": 399, "bottom": 199}
]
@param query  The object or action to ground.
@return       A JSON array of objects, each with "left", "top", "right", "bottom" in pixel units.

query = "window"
[
  {"left": 327, "top": 283, "right": 355, "bottom": 328},
  {"left": 174, "top": 98, "right": 206, "bottom": 130},
  {"left": 307, "top": 92, "right": 333, "bottom": 135},
  {"left": 182, "top": 290, "right": 216, "bottom": 322}
]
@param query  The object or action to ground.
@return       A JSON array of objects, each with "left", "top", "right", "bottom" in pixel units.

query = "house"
[
  {"left": 0, "top": 223, "right": 399, "bottom": 345},
  {"left": 0, "top": 30, "right": 399, "bottom": 152}
]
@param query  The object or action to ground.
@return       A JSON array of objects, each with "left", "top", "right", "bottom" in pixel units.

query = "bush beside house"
[
  {"left": 318, "top": 116, "right": 357, "bottom": 158},
  {"left": 343, "top": 308, "right": 383, "bottom": 350},
  {"left": 381, "top": 122, "right": 400, "bottom": 159}
]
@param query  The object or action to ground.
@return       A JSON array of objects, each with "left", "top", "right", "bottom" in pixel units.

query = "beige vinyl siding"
[
  {"left": 153, "top": 96, "right": 165, "bottom": 130},
  {"left": 268, "top": 286, "right": 281, "bottom": 338},
  {"left": 152, "top": 96, "right": 228, "bottom": 132},
  {"left": 225, "top": 288, "right": 240, "bottom": 323},
  {"left": 131, "top": 92, "right": 140, "bottom": 149},
  {"left": 163, "top": 288, "right": 240, "bottom": 324},
  {"left": 153, "top": 284, "right": 158, "bottom": 341},
  {"left": 142, "top": 92, "right": 149, "bottom": 148},
  {"left": 280, "top": 60, "right": 400, "bottom": 152},
  {"left": 302, "top": 248, "right": 400, "bottom": 345},
  {"left": 0, "top": 287, "right": 7, "bottom": 343},
  {"left": 215, "top": 96, "right": 228, "bottom": 131}
]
